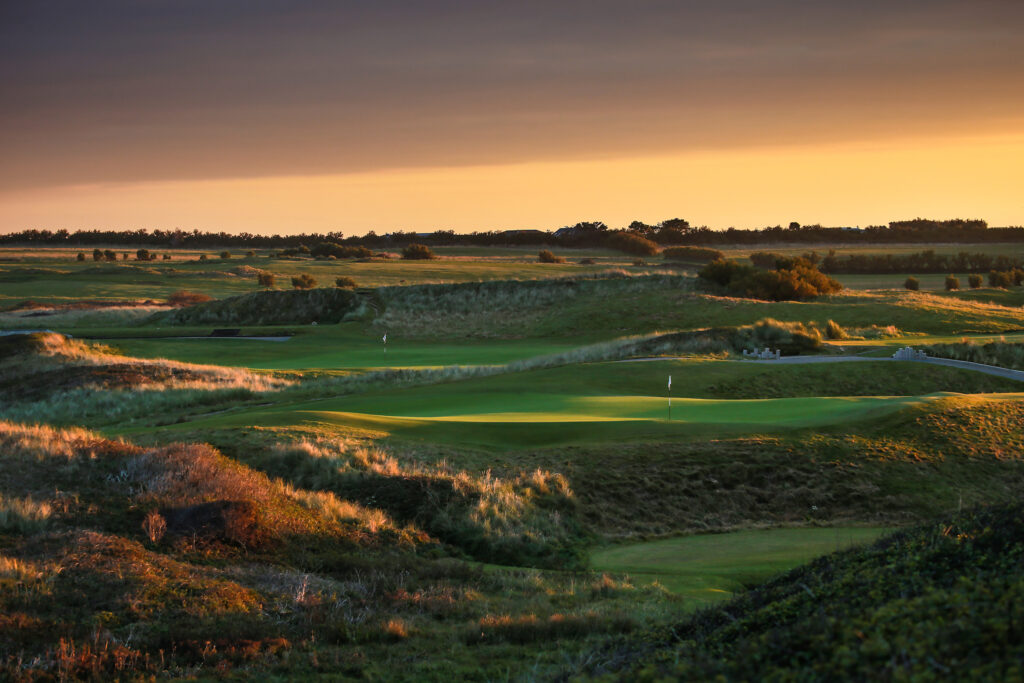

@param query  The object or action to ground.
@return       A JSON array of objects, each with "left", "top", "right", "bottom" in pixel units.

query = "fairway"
[
  {"left": 591, "top": 527, "right": 893, "bottom": 601},
  {"left": 140, "top": 358, "right": 978, "bottom": 447},
  {"left": 108, "top": 327, "right": 579, "bottom": 370}
]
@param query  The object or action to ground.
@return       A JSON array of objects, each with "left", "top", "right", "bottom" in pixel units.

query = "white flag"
[{"left": 667, "top": 375, "right": 672, "bottom": 390}]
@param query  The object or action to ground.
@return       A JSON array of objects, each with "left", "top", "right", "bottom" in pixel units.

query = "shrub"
[
  {"left": 122, "top": 252, "right": 129, "bottom": 260},
  {"left": 104, "top": 249, "right": 117, "bottom": 261},
  {"left": 749, "top": 251, "right": 786, "bottom": 268},
  {"left": 663, "top": 246, "right": 724, "bottom": 262},
  {"left": 135, "top": 248, "right": 151, "bottom": 261},
  {"left": 538, "top": 250, "right": 565, "bottom": 264},
  {"left": 578, "top": 258, "right": 596, "bottom": 265},
  {"left": 945, "top": 275, "right": 960, "bottom": 291},
  {"left": 199, "top": 254, "right": 208, "bottom": 261},
  {"left": 92, "top": 248, "right": 103, "bottom": 262},
  {"left": 698, "top": 259, "right": 758, "bottom": 287},
  {"left": 291, "top": 274, "right": 318, "bottom": 289},
  {"left": 825, "top": 319, "right": 847, "bottom": 340},
  {"left": 220, "top": 251, "right": 232, "bottom": 259},
  {"left": 142, "top": 510, "right": 167, "bottom": 544},
  {"left": 1014, "top": 268, "right": 1024, "bottom": 286},
  {"left": 698, "top": 259, "right": 841, "bottom": 301},
  {"left": 76, "top": 252, "right": 86, "bottom": 262},
  {"left": 904, "top": 276, "right": 920, "bottom": 290},
  {"left": 246, "top": 250, "right": 256, "bottom": 258},
  {"left": 335, "top": 276, "right": 358, "bottom": 289},
  {"left": 162, "top": 254, "right": 172, "bottom": 260},
  {"left": 257, "top": 272, "right": 276, "bottom": 288},
  {"left": 632, "top": 259, "right": 648, "bottom": 267},
  {"left": 989, "top": 270, "right": 1013, "bottom": 288},
  {"left": 969, "top": 274, "right": 983, "bottom": 288},
  {"left": 311, "top": 242, "right": 373, "bottom": 259},
  {"left": 606, "top": 231, "right": 659, "bottom": 256},
  {"left": 168, "top": 290, "right": 214, "bottom": 306},
  {"left": 401, "top": 243, "right": 435, "bottom": 260}
]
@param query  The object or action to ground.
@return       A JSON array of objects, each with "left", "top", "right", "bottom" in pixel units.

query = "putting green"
[
  {"left": 591, "top": 526, "right": 892, "bottom": 602},
  {"left": 141, "top": 359, "right": 959, "bottom": 447}
]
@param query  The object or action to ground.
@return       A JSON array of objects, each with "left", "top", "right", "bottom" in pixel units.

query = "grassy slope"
[
  {"left": 129, "top": 360, "right": 1023, "bottom": 449},
  {"left": 581, "top": 503, "right": 1024, "bottom": 681},
  {"left": 590, "top": 527, "right": 892, "bottom": 601}
]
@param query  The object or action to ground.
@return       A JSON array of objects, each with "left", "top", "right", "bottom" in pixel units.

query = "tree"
[
  {"left": 76, "top": 252, "right": 86, "bottom": 262},
  {"left": 945, "top": 275, "right": 960, "bottom": 291},
  {"left": 136, "top": 248, "right": 151, "bottom": 261},
  {"left": 904, "top": 277, "right": 920, "bottom": 291},
  {"left": 335, "top": 276, "right": 358, "bottom": 288},
  {"left": 92, "top": 248, "right": 103, "bottom": 261},
  {"left": 257, "top": 272, "right": 276, "bottom": 288},
  {"left": 220, "top": 251, "right": 232, "bottom": 259},
  {"left": 969, "top": 274, "right": 983, "bottom": 289}
]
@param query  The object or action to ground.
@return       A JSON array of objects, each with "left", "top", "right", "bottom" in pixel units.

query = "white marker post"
[
  {"left": 667, "top": 374, "right": 672, "bottom": 421},
  {"left": 382, "top": 332, "right": 387, "bottom": 354}
]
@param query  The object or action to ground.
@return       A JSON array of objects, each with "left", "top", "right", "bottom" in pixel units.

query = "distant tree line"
[
  {"left": 751, "top": 249, "right": 1024, "bottom": 274},
  {"left": 3, "top": 218, "right": 1022, "bottom": 250}
]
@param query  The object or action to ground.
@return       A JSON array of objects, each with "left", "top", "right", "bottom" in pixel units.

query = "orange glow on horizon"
[{"left": 2, "top": 132, "right": 1022, "bottom": 234}]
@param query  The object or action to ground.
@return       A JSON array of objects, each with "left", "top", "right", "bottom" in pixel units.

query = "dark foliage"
[
  {"left": 310, "top": 242, "right": 373, "bottom": 259},
  {"left": 335, "top": 276, "right": 358, "bottom": 288},
  {"left": 605, "top": 232, "right": 658, "bottom": 256},
  {"left": 904, "top": 276, "right": 919, "bottom": 291},
  {"left": 538, "top": 250, "right": 565, "bottom": 264},
  {"left": 698, "top": 258, "right": 842, "bottom": 301},
  {"left": 401, "top": 244, "right": 435, "bottom": 260},
  {"left": 662, "top": 246, "right": 724, "bottom": 262},
  {"left": 149, "top": 287, "right": 360, "bottom": 325},
  {"left": 945, "top": 275, "right": 960, "bottom": 291},
  {"left": 291, "top": 274, "right": 318, "bottom": 289}
]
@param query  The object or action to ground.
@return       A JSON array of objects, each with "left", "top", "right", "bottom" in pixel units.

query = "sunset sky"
[{"left": 2, "top": 1, "right": 1023, "bottom": 234}]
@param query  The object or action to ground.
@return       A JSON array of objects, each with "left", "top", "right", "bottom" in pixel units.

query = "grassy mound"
[
  {"left": 148, "top": 287, "right": 363, "bottom": 326},
  {"left": 922, "top": 340, "right": 1024, "bottom": 371},
  {"left": 0, "top": 332, "right": 291, "bottom": 426},
  {"left": 584, "top": 503, "right": 1024, "bottom": 680}
]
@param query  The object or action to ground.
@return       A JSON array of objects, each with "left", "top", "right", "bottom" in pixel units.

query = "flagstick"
[{"left": 668, "top": 375, "right": 672, "bottom": 421}]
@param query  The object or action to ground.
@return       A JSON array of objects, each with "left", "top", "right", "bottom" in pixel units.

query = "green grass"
[
  {"left": 590, "top": 526, "right": 892, "bottom": 601},
  {"left": 128, "top": 360, "right": 1011, "bottom": 448},
  {"left": 108, "top": 325, "right": 579, "bottom": 370}
]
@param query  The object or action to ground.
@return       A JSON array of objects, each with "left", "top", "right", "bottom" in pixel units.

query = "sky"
[{"left": 1, "top": 0, "right": 1023, "bottom": 234}]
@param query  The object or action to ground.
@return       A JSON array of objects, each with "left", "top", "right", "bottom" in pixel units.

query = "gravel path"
[{"left": 624, "top": 354, "right": 1024, "bottom": 382}]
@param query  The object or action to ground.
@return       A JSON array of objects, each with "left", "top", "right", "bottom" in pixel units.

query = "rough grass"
[
  {"left": 578, "top": 502, "right": 1024, "bottom": 681},
  {"left": 0, "top": 423, "right": 677, "bottom": 681},
  {"left": 922, "top": 340, "right": 1024, "bottom": 371},
  {"left": 0, "top": 332, "right": 292, "bottom": 426},
  {"left": 225, "top": 435, "right": 586, "bottom": 568},
  {"left": 146, "top": 287, "right": 365, "bottom": 326}
]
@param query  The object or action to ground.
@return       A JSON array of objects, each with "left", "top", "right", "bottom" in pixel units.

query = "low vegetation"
[
  {"left": 662, "top": 246, "right": 723, "bottom": 262},
  {"left": 578, "top": 502, "right": 1024, "bottom": 680},
  {"left": 699, "top": 257, "right": 842, "bottom": 301},
  {"left": 401, "top": 243, "right": 435, "bottom": 260},
  {"left": 148, "top": 287, "right": 363, "bottom": 326},
  {"left": 922, "top": 340, "right": 1024, "bottom": 371}
]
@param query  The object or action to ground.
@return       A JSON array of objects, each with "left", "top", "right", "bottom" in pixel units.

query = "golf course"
[{"left": 3, "top": 243, "right": 1024, "bottom": 680}]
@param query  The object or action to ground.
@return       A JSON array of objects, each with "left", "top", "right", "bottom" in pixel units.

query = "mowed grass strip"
[
  {"left": 590, "top": 527, "right": 893, "bottom": 601},
  {"left": 127, "top": 359, "right": 1014, "bottom": 447}
]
